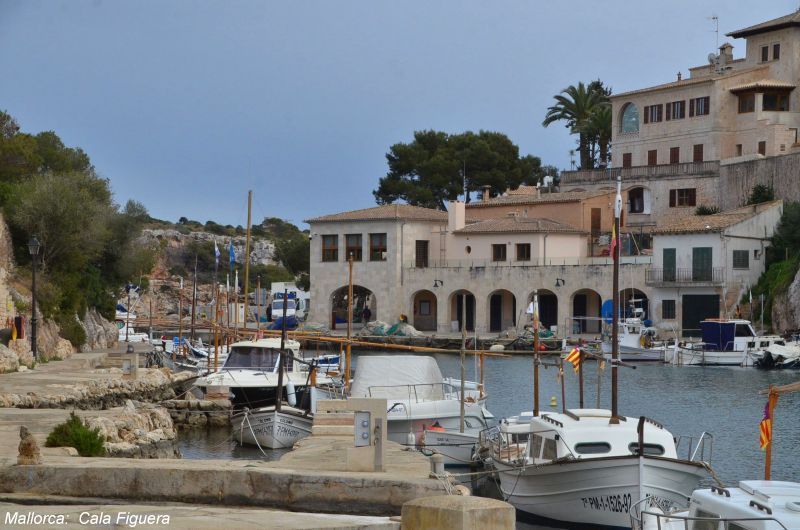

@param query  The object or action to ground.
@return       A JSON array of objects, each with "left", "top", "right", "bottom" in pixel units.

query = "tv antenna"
[{"left": 709, "top": 14, "right": 719, "bottom": 48}]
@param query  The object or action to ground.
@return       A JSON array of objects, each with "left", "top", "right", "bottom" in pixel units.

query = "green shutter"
[{"left": 692, "top": 247, "right": 712, "bottom": 281}]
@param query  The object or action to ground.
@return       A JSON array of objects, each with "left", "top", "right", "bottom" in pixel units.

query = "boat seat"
[{"left": 498, "top": 443, "right": 525, "bottom": 461}]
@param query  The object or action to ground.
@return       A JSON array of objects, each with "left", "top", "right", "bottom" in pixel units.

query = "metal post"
[
  {"left": 243, "top": 190, "right": 252, "bottom": 326},
  {"left": 611, "top": 176, "right": 622, "bottom": 424},
  {"left": 345, "top": 255, "right": 353, "bottom": 393},
  {"left": 214, "top": 286, "right": 220, "bottom": 372},
  {"left": 460, "top": 292, "right": 466, "bottom": 433},
  {"left": 31, "top": 254, "right": 38, "bottom": 360},
  {"left": 190, "top": 255, "right": 198, "bottom": 342},
  {"left": 579, "top": 349, "right": 584, "bottom": 409},
  {"left": 177, "top": 278, "right": 183, "bottom": 360},
  {"left": 276, "top": 288, "right": 289, "bottom": 412},
  {"left": 533, "top": 290, "right": 540, "bottom": 417},
  {"left": 125, "top": 288, "right": 130, "bottom": 342},
  {"left": 256, "top": 275, "right": 261, "bottom": 332}
]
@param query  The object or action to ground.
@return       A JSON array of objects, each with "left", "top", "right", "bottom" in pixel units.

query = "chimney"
[
  {"left": 719, "top": 43, "right": 733, "bottom": 66},
  {"left": 448, "top": 201, "right": 465, "bottom": 231},
  {"left": 481, "top": 185, "right": 491, "bottom": 202},
  {"left": 677, "top": 71, "right": 682, "bottom": 81}
]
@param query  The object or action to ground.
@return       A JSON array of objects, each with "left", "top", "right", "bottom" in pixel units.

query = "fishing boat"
[
  {"left": 753, "top": 339, "right": 800, "bottom": 369},
  {"left": 232, "top": 404, "right": 313, "bottom": 450},
  {"left": 630, "top": 480, "right": 800, "bottom": 529},
  {"left": 665, "top": 319, "right": 785, "bottom": 366},
  {"left": 601, "top": 313, "right": 666, "bottom": 362}
]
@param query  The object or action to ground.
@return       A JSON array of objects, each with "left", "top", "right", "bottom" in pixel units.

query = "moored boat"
[
  {"left": 666, "top": 319, "right": 785, "bottom": 366},
  {"left": 232, "top": 405, "right": 313, "bottom": 450}
]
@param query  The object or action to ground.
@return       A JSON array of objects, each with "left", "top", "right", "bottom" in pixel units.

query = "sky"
[{"left": 0, "top": 0, "right": 796, "bottom": 228}]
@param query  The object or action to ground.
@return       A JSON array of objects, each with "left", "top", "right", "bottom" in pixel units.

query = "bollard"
[{"left": 430, "top": 453, "right": 445, "bottom": 476}]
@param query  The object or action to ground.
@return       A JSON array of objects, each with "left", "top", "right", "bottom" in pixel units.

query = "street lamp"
[{"left": 28, "top": 237, "right": 40, "bottom": 361}]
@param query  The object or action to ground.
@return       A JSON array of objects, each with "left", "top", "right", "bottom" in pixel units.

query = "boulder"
[
  {"left": 81, "top": 309, "right": 119, "bottom": 351},
  {"left": 0, "top": 343, "right": 19, "bottom": 373},
  {"left": 9, "top": 339, "right": 33, "bottom": 368},
  {"left": 17, "top": 426, "right": 42, "bottom": 465}
]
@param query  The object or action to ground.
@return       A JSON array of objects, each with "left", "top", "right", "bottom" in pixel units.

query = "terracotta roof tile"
[
  {"left": 651, "top": 200, "right": 783, "bottom": 235},
  {"left": 454, "top": 217, "right": 586, "bottom": 235},
  {"left": 729, "top": 79, "right": 796, "bottom": 93},
  {"left": 305, "top": 204, "right": 448, "bottom": 223},
  {"left": 727, "top": 12, "right": 800, "bottom": 38},
  {"left": 466, "top": 190, "right": 610, "bottom": 208}
]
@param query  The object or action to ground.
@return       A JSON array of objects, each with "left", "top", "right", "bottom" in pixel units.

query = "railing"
[
  {"left": 645, "top": 267, "right": 724, "bottom": 286},
  {"left": 404, "top": 256, "right": 652, "bottom": 269},
  {"left": 675, "top": 432, "right": 714, "bottom": 463},
  {"left": 629, "top": 496, "right": 789, "bottom": 530},
  {"left": 368, "top": 382, "right": 481, "bottom": 404},
  {"left": 560, "top": 161, "right": 720, "bottom": 185}
]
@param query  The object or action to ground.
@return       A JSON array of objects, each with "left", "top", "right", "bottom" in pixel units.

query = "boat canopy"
[
  {"left": 701, "top": 320, "right": 736, "bottom": 351},
  {"left": 350, "top": 355, "right": 444, "bottom": 400}
]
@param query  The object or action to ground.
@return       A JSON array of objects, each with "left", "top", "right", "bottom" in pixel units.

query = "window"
[
  {"left": 761, "top": 45, "right": 769, "bottom": 62},
  {"left": 692, "top": 247, "right": 713, "bottom": 282},
  {"left": 733, "top": 249, "right": 749, "bottom": 269},
  {"left": 492, "top": 244, "right": 507, "bottom": 262},
  {"left": 689, "top": 96, "right": 710, "bottom": 117},
  {"left": 322, "top": 235, "right": 338, "bottom": 262},
  {"left": 629, "top": 187, "right": 644, "bottom": 213},
  {"left": 666, "top": 100, "right": 685, "bottom": 120},
  {"left": 758, "top": 141, "right": 766, "bottom": 155},
  {"left": 763, "top": 92, "right": 789, "bottom": 111},
  {"left": 663, "top": 248, "right": 676, "bottom": 282},
  {"left": 774, "top": 43, "right": 781, "bottom": 60},
  {"left": 628, "top": 443, "right": 665, "bottom": 456},
  {"left": 345, "top": 234, "right": 362, "bottom": 261},
  {"left": 669, "top": 147, "right": 680, "bottom": 164},
  {"left": 516, "top": 243, "right": 531, "bottom": 261},
  {"left": 542, "top": 438, "right": 557, "bottom": 460},
  {"left": 465, "top": 245, "right": 471, "bottom": 254},
  {"left": 530, "top": 434, "right": 544, "bottom": 459},
  {"left": 369, "top": 233, "right": 387, "bottom": 261},
  {"left": 647, "top": 149, "right": 657, "bottom": 166},
  {"left": 622, "top": 153, "right": 632, "bottom": 168},
  {"left": 415, "top": 240, "right": 429, "bottom": 268},
  {"left": 736, "top": 144, "right": 743, "bottom": 156},
  {"left": 669, "top": 188, "right": 696, "bottom": 207},
  {"left": 692, "top": 510, "right": 720, "bottom": 530},
  {"left": 735, "top": 324, "right": 754, "bottom": 337},
  {"left": 738, "top": 93, "right": 755, "bottom": 113},
  {"left": 754, "top": 249, "right": 761, "bottom": 260},
  {"left": 620, "top": 103, "right": 639, "bottom": 133},
  {"left": 662, "top": 300, "right": 676, "bottom": 320},
  {"left": 693, "top": 144, "right": 704, "bottom": 162},
  {"left": 418, "top": 300, "right": 431, "bottom": 316},
  {"left": 574, "top": 442, "right": 611, "bottom": 454},
  {"left": 643, "top": 104, "right": 663, "bottom": 123}
]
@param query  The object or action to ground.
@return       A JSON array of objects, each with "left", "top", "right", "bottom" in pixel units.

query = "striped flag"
[
  {"left": 214, "top": 239, "right": 221, "bottom": 266},
  {"left": 566, "top": 347, "right": 582, "bottom": 373},
  {"left": 760, "top": 397, "right": 774, "bottom": 449},
  {"left": 610, "top": 223, "right": 618, "bottom": 261}
]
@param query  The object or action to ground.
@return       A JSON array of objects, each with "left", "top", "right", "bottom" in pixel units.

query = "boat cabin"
[
  {"left": 686, "top": 481, "right": 800, "bottom": 530},
  {"left": 221, "top": 338, "right": 301, "bottom": 372},
  {"left": 700, "top": 320, "right": 784, "bottom": 352}
]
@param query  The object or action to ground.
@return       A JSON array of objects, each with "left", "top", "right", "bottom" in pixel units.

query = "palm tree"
[{"left": 582, "top": 104, "right": 612, "bottom": 168}]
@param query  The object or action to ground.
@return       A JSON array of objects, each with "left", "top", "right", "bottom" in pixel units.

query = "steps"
[{"left": 312, "top": 411, "right": 355, "bottom": 437}]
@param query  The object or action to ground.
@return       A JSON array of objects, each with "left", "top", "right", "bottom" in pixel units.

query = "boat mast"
[
  {"left": 243, "top": 190, "right": 252, "bottom": 328},
  {"left": 276, "top": 288, "right": 289, "bottom": 412},
  {"left": 610, "top": 176, "right": 622, "bottom": 424},
  {"left": 533, "top": 289, "right": 540, "bottom": 417},
  {"left": 177, "top": 277, "right": 183, "bottom": 361},
  {"left": 190, "top": 254, "right": 198, "bottom": 342},
  {"left": 460, "top": 292, "right": 466, "bottom": 433},
  {"left": 345, "top": 255, "right": 353, "bottom": 393}
]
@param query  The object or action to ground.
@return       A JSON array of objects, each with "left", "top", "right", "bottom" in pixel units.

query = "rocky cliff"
[
  {"left": 140, "top": 228, "right": 277, "bottom": 266},
  {"left": 771, "top": 269, "right": 800, "bottom": 334}
]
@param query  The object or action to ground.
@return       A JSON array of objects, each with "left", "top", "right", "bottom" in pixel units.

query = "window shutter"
[
  {"left": 689, "top": 189, "right": 697, "bottom": 206},
  {"left": 644, "top": 106, "right": 649, "bottom": 124},
  {"left": 666, "top": 103, "right": 671, "bottom": 120},
  {"left": 669, "top": 190, "right": 676, "bottom": 207},
  {"left": 689, "top": 99, "right": 695, "bottom": 117}
]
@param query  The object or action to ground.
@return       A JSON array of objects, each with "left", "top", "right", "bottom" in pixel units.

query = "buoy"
[
  {"left": 406, "top": 431, "right": 416, "bottom": 446},
  {"left": 489, "top": 344, "right": 505, "bottom": 352},
  {"left": 550, "top": 396, "right": 557, "bottom": 408},
  {"left": 539, "top": 344, "right": 547, "bottom": 351},
  {"left": 286, "top": 380, "right": 297, "bottom": 407}
]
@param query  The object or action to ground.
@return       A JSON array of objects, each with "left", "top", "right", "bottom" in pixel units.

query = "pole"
[
  {"left": 226, "top": 274, "right": 230, "bottom": 331},
  {"left": 234, "top": 269, "right": 239, "bottom": 335},
  {"left": 765, "top": 388, "right": 779, "bottom": 480},
  {"left": 560, "top": 366, "right": 566, "bottom": 414},
  {"left": 149, "top": 296, "right": 153, "bottom": 343},
  {"left": 579, "top": 349, "right": 584, "bottom": 409},
  {"left": 596, "top": 359, "right": 602, "bottom": 408},
  {"left": 276, "top": 288, "right": 289, "bottom": 412},
  {"left": 533, "top": 290, "right": 540, "bottom": 417},
  {"left": 243, "top": 190, "right": 252, "bottom": 326},
  {"left": 460, "top": 293, "right": 466, "bottom": 433},
  {"left": 345, "top": 255, "right": 353, "bottom": 392},
  {"left": 256, "top": 275, "right": 261, "bottom": 332},
  {"left": 760, "top": 294, "right": 765, "bottom": 334},
  {"left": 125, "top": 289, "right": 130, "bottom": 342},
  {"left": 214, "top": 286, "right": 220, "bottom": 372},
  {"left": 31, "top": 254, "right": 38, "bottom": 361},
  {"left": 611, "top": 176, "right": 622, "bottom": 424},
  {"left": 176, "top": 279, "right": 182, "bottom": 362},
  {"left": 190, "top": 255, "right": 198, "bottom": 342}
]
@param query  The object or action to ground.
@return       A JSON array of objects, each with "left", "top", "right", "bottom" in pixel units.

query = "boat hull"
[
  {"left": 232, "top": 407, "right": 313, "bottom": 449},
  {"left": 420, "top": 429, "right": 480, "bottom": 466},
  {"left": 601, "top": 342, "right": 665, "bottom": 362},
  {"left": 666, "top": 347, "right": 752, "bottom": 366},
  {"left": 493, "top": 455, "right": 706, "bottom": 529}
]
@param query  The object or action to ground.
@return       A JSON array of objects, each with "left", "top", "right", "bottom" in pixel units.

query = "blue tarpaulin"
[
  {"left": 701, "top": 320, "right": 735, "bottom": 351},
  {"left": 268, "top": 315, "right": 299, "bottom": 330}
]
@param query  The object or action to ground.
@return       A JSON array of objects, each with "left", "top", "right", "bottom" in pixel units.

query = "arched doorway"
[
  {"left": 449, "top": 290, "right": 475, "bottom": 332},
  {"left": 330, "top": 285, "right": 376, "bottom": 330},
  {"left": 527, "top": 290, "right": 558, "bottom": 332},
  {"left": 618, "top": 288, "right": 650, "bottom": 321},
  {"left": 488, "top": 289, "right": 516, "bottom": 332},
  {"left": 572, "top": 289, "right": 602, "bottom": 334},
  {"left": 411, "top": 290, "right": 437, "bottom": 331}
]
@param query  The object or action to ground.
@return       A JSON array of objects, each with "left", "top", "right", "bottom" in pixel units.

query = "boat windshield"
[
  {"left": 223, "top": 346, "right": 293, "bottom": 371},
  {"left": 273, "top": 300, "right": 296, "bottom": 311}
]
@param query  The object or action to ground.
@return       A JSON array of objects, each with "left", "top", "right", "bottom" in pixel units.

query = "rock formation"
[
  {"left": 81, "top": 309, "right": 119, "bottom": 350},
  {"left": 139, "top": 228, "right": 277, "bottom": 266},
  {"left": 772, "top": 269, "right": 800, "bottom": 333},
  {"left": 17, "top": 425, "right": 42, "bottom": 465},
  {"left": 85, "top": 400, "right": 181, "bottom": 458}
]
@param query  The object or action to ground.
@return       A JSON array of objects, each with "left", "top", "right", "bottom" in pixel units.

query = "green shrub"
[
  {"left": 695, "top": 204, "right": 720, "bottom": 216},
  {"left": 45, "top": 412, "right": 106, "bottom": 457},
  {"left": 56, "top": 313, "right": 87, "bottom": 348}
]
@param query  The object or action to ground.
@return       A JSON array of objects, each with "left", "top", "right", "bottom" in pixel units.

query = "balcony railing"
[
  {"left": 404, "top": 256, "right": 652, "bottom": 269},
  {"left": 560, "top": 161, "right": 720, "bottom": 185},
  {"left": 645, "top": 267, "right": 725, "bottom": 286}
]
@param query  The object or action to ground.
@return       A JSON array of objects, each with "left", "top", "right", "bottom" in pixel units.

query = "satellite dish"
[{"left": 708, "top": 53, "right": 718, "bottom": 65}]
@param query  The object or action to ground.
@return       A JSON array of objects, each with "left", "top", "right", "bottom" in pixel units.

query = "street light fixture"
[{"left": 28, "top": 236, "right": 40, "bottom": 361}]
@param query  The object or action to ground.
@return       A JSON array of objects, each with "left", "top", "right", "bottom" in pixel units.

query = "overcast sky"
[{"left": 1, "top": 0, "right": 796, "bottom": 228}]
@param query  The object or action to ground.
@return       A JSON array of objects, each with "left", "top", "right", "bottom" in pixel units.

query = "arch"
[
  {"left": 487, "top": 289, "right": 517, "bottom": 332},
  {"left": 449, "top": 290, "right": 476, "bottom": 332},
  {"left": 626, "top": 186, "right": 652, "bottom": 214},
  {"left": 411, "top": 290, "right": 438, "bottom": 331},
  {"left": 618, "top": 288, "right": 650, "bottom": 322},
  {"left": 619, "top": 102, "right": 639, "bottom": 133},
  {"left": 571, "top": 288, "right": 602, "bottom": 334},
  {"left": 526, "top": 289, "right": 559, "bottom": 331},
  {"left": 329, "top": 285, "right": 376, "bottom": 330}
]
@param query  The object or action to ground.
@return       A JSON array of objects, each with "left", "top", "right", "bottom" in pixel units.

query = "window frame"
[
  {"left": 763, "top": 92, "right": 789, "bottom": 111},
  {"left": 662, "top": 299, "right": 676, "bottom": 320},
  {"left": 669, "top": 188, "right": 696, "bottom": 207},
  {"left": 669, "top": 146, "right": 680, "bottom": 164},
  {"left": 345, "top": 233, "right": 363, "bottom": 261},
  {"left": 758, "top": 141, "right": 767, "bottom": 156},
  {"left": 689, "top": 96, "right": 710, "bottom": 117},
  {"left": 574, "top": 442, "right": 612, "bottom": 455},
  {"left": 647, "top": 149, "right": 658, "bottom": 166},
  {"left": 738, "top": 93, "right": 755, "bottom": 113},
  {"left": 761, "top": 45, "right": 769, "bottom": 62},
  {"left": 773, "top": 43, "right": 781, "bottom": 60},
  {"left": 492, "top": 244, "right": 507, "bottom": 262},
  {"left": 622, "top": 153, "right": 632, "bottom": 168},
  {"left": 515, "top": 243, "right": 531, "bottom": 262},
  {"left": 321, "top": 235, "right": 339, "bottom": 262},
  {"left": 369, "top": 233, "right": 387, "bottom": 262},
  {"left": 732, "top": 249, "right": 749, "bottom": 269},
  {"left": 693, "top": 144, "right": 704, "bottom": 162},
  {"left": 665, "top": 100, "right": 685, "bottom": 120}
]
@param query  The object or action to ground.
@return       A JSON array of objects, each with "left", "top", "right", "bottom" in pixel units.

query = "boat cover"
[
  {"left": 350, "top": 356, "right": 444, "bottom": 400},
  {"left": 701, "top": 320, "right": 735, "bottom": 351}
]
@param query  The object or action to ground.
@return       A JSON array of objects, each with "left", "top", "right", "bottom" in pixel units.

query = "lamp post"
[{"left": 28, "top": 237, "right": 40, "bottom": 361}]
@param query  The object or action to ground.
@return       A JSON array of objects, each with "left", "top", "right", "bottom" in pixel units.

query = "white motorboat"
[
  {"left": 753, "top": 340, "right": 800, "bottom": 369},
  {"left": 347, "top": 355, "right": 494, "bottom": 466},
  {"left": 601, "top": 316, "right": 666, "bottom": 362},
  {"left": 630, "top": 480, "right": 800, "bottom": 530},
  {"left": 116, "top": 320, "right": 149, "bottom": 343},
  {"left": 232, "top": 405, "right": 313, "bottom": 450},
  {"left": 485, "top": 408, "right": 709, "bottom": 529},
  {"left": 666, "top": 319, "right": 785, "bottom": 367}
]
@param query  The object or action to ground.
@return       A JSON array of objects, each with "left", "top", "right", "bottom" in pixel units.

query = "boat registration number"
[{"left": 581, "top": 493, "right": 632, "bottom": 513}]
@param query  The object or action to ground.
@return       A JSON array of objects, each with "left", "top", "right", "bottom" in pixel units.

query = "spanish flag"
[
  {"left": 759, "top": 399, "right": 773, "bottom": 450},
  {"left": 610, "top": 223, "right": 618, "bottom": 261},
  {"left": 566, "top": 347, "right": 582, "bottom": 373}
]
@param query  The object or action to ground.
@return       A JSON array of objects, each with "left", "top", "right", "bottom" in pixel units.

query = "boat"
[
  {"left": 116, "top": 319, "right": 149, "bottom": 343},
  {"left": 601, "top": 314, "right": 666, "bottom": 362},
  {"left": 232, "top": 404, "right": 313, "bottom": 450},
  {"left": 630, "top": 480, "right": 800, "bottom": 529},
  {"left": 665, "top": 319, "right": 785, "bottom": 366},
  {"left": 346, "top": 355, "right": 494, "bottom": 466},
  {"left": 486, "top": 409, "right": 710, "bottom": 529},
  {"left": 753, "top": 339, "right": 800, "bottom": 369}
]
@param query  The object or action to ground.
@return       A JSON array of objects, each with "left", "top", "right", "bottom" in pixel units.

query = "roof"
[
  {"left": 729, "top": 79, "right": 796, "bottom": 93},
  {"left": 610, "top": 76, "right": 713, "bottom": 99},
  {"left": 306, "top": 204, "right": 447, "bottom": 223},
  {"left": 651, "top": 200, "right": 783, "bottom": 235},
  {"left": 727, "top": 11, "right": 800, "bottom": 38},
  {"left": 466, "top": 190, "right": 610, "bottom": 208},
  {"left": 453, "top": 216, "right": 586, "bottom": 235}
]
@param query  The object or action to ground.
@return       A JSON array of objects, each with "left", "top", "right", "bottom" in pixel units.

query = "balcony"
[
  {"left": 645, "top": 267, "right": 725, "bottom": 287},
  {"left": 560, "top": 161, "right": 720, "bottom": 185},
  {"left": 404, "top": 256, "right": 652, "bottom": 269}
]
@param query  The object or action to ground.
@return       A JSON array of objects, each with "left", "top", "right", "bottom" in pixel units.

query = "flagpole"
[
  {"left": 579, "top": 349, "right": 584, "bottom": 408},
  {"left": 610, "top": 175, "right": 622, "bottom": 424},
  {"left": 533, "top": 290, "right": 540, "bottom": 417},
  {"left": 243, "top": 190, "right": 252, "bottom": 327},
  {"left": 765, "top": 387, "right": 778, "bottom": 480}
]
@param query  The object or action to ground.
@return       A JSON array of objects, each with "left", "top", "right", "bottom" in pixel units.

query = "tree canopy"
[{"left": 373, "top": 130, "right": 551, "bottom": 210}]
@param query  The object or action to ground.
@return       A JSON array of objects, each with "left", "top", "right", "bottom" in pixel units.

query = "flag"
[
  {"left": 229, "top": 240, "right": 235, "bottom": 272},
  {"left": 214, "top": 239, "right": 221, "bottom": 266},
  {"left": 566, "top": 347, "right": 582, "bottom": 373},
  {"left": 610, "top": 223, "right": 617, "bottom": 261},
  {"left": 759, "top": 399, "right": 772, "bottom": 450}
]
